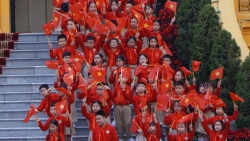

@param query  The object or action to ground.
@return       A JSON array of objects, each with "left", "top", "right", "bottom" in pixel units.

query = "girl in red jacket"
[
  {"left": 168, "top": 123, "right": 194, "bottom": 141},
  {"left": 123, "top": 36, "right": 142, "bottom": 65},
  {"left": 45, "top": 119, "right": 64, "bottom": 141},
  {"left": 141, "top": 113, "right": 161, "bottom": 141}
]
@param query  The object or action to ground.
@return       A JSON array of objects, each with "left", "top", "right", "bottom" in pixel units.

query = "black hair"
[
  {"left": 137, "top": 82, "right": 146, "bottom": 87},
  {"left": 95, "top": 110, "right": 106, "bottom": 117},
  {"left": 175, "top": 70, "right": 185, "bottom": 82},
  {"left": 86, "top": 35, "right": 95, "bottom": 42},
  {"left": 110, "top": 20, "right": 117, "bottom": 26},
  {"left": 88, "top": 72, "right": 92, "bottom": 77},
  {"left": 60, "top": 3, "right": 69, "bottom": 13},
  {"left": 174, "top": 81, "right": 184, "bottom": 87},
  {"left": 148, "top": 36, "right": 159, "bottom": 48},
  {"left": 68, "top": 19, "right": 77, "bottom": 25},
  {"left": 116, "top": 54, "right": 128, "bottom": 67},
  {"left": 50, "top": 102, "right": 55, "bottom": 107},
  {"left": 130, "top": 17, "right": 138, "bottom": 22},
  {"left": 162, "top": 54, "right": 172, "bottom": 60},
  {"left": 137, "top": 54, "right": 149, "bottom": 66},
  {"left": 212, "top": 120, "right": 225, "bottom": 131},
  {"left": 126, "top": 36, "right": 136, "bottom": 43},
  {"left": 109, "top": 38, "right": 119, "bottom": 45},
  {"left": 215, "top": 106, "right": 227, "bottom": 116},
  {"left": 110, "top": 0, "right": 118, "bottom": 5},
  {"left": 59, "top": 83, "right": 67, "bottom": 89},
  {"left": 153, "top": 19, "right": 161, "bottom": 26},
  {"left": 91, "top": 100, "right": 104, "bottom": 112},
  {"left": 88, "top": 2, "right": 96, "bottom": 9},
  {"left": 90, "top": 53, "right": 104, "bottom": 66},
  {"left": 39, "top": 84, "right": 49, "bottom": 90},
  {"left": 57, "top": 34, "right": 67, "bottom": 41},
  {"left": 46, "top": 119, "right": 60, "bottom": 141},
  {"left": 126, "top": 0, "right": 134, "bottom": 5},
  {"left": 149, "top": 121, "right": 156, "bottom": 127},
  {"left": 62, "top": 51, "right": 71, "bottom": 58}
]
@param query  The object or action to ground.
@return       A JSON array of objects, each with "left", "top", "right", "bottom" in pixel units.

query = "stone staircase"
[{"left": 0, "top": 33, "right": 92, "bottom": 141}]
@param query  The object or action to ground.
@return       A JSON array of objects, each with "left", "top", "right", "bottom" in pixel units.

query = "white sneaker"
[
  {"left": 111, "top": 119, "right": 116, "bottom": 127},
  {"left": 128, "top": 138, "right": 135, "bottom": 141}
]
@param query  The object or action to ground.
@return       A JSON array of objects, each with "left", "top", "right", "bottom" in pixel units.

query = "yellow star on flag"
[
  {"left": 70, "top": 75, "right": 74, "bottom": 79},
  {"left": 60, "top": 104, "right": 64, "bottom": 109},
  {"left": 165, "top": 84, "right": 169, "bottom": 88},
  {"left": 75, "top": 58, "right": 79, "bottom": 62},
  {"left": 55, "top": 17, "right": 58, "bottom": 21},
  {"left": 170, "top": 4, "right": 174, "bottom": 9},
  {"left": 144, "top": 23, "right": 149, "bottom": 28},
  {"left": 135, "top": 14, "right": 139, "bottom": 18},
  {"left": 185, "top": 98, "right": 189, "bottom": 103},
  {"left": 97, "top": 72, "right": 102, "bottom": 76},
  {"left": 68, "top": 67, "right": 72, "bottom": 71},
  {"left": 96, "top": 2, "right": 99, "bottom": 6},
  {"left": 215, "top": 71, "right": 220, "bottom": 76}
]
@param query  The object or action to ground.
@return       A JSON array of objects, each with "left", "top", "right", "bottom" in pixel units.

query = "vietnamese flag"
[
  {"left": 196, "top": 97, "right": 207, "bottom": 110},
  {"left": 131, "top": 4, "right": 144, "bottom": 13},
  {"left": 92, "top": 70, "right": 106, "bottom": 82},
  {"left": 93, "top": 22, "right": 109, "bottom": 34},
  {"left": 178, "top": 113, "right": 193, "bottom": 123},
  {"left": 85, "top": 17, "right": 98, "bottom": 29},
  {"left": 204, "top": 88, "right": 212, "bottom": 100},
  {"left": 48, "top": 20, "right": 56, "bottom": 29},
  {"left": 89, "top": 66, "right": 102, "bottom": 74},
  {"left": 192, "top": 60, "right": 201, "bottom": 72},
  {"left": 229, "top": 92, "right": 244, "bottom": 102},
  {"left": 130, "top": 119, "right": 139, "bottom": 134},
  {"left": 95, "top": 0, "right": 104, "bottom": 9},
  {"left": 164, "top": 1, "right": 177, "bottom": 12},
  {"left": 53, "top": 11, "right": 62, "bottom": 27},
  {"left": 55, "top": 87, "right": 71, "bottom": 95},
  {"left": 179, "top": 97, "right": 193, "bottom": 107},
  {"left": 161, "top": 78, "right": 172, "bottom": 92},
  {"left": 162, "top": 62, "right": 175, "bottom": 79},
  {"left": 55, "top": 100, "right": 67, "bottom": 114},
  {"left": 45, "top": 60, "right": 58, "bottom": 70},
  {"left": 134, "top": 65, "right": 145, "bottom": 76},
  {"left": 215, "top": 98, "right": 226, "bottom": 107},
  {"left": 210, "top": 67, "right": 224, "bottom": 80},
  {"left": 156, "top": 94, "right": 170, "bottom": 111},
  {"left": 63, "top": 69, "right": 75, "bottom": 86},
  {"left": 138, "top": 18, "right": 154, "bottom": 30},
  {"left": 180, "top": 66, "right": 192, "bottom": 77},
  {"left": 23, "top": 104, "right": 36, "bottom": 123},
  {"left": 121, "top": 67, "right": 132, "bottom": 80},
  {"left": 131, "top": 9, "right": 144, "bottom": 21},
  {"left": 139, "top": 96, "right": 147, "bottom": 108},
  {"left": 116, "top": 17, "right": 126, "bottom": 31},
  {"left": 42, "top": 23, "right": 53, "bottom": 36},
  {"left": 106, "top": 19, "right": 116, "bottom": 31}
]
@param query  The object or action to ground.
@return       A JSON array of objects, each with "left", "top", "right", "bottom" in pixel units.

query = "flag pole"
[
  {"left": 46, "top": 35, "right": 51, "bottom": 44},
  {"left": 170, "top": 120, "right": 175, "bottom": 129}
]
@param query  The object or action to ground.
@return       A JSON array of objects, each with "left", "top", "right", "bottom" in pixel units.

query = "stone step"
[
  {"left": 0, "top": 126, "right": 89, "bottom": 137},
  {"left": 0, "top": 83, "right": 53, "bottom": 92},
  {"left": 15, "top": 41, "right": 58, "bottom": 50},
  {"left": 0, "top": 135, "right": 88, "bottom": 141},
  {"left": 0, "top": 117, "right": 89, "bottom": 128},
  {"left": 10, "top": 49, "right": 50, "bottom": 58},
  {"left": 0, "top": 100, "right": 82, "bottom": 110},
  {"left": 0, "top": 92, "right": 47, "bottom": 101},
  {"left": 0, "top": 74, "right": 55, "bottom": 83},
  {"left": 2, "top": 66, "right": 55, "bottom": 75},
  {"left": 6, "top": 58, "right": 50, "bottom": 67},
  {"left": 18, "top": 33, "right": 58, "bottom": 42}
]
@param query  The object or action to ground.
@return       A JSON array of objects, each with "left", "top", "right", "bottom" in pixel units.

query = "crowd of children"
[{"left": 29, "top": 0, "right": 240, "bottom": 141}]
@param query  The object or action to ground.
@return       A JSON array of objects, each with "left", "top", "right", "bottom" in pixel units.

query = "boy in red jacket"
[
  {"left": 35, "top": 84, "right": 60, "bottom": 117},
  {"left": 92, "top": 110, "right": 118, "bottom": 141}
]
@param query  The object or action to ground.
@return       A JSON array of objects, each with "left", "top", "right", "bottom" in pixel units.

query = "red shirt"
[
  {"left": 103, "top": 11, "right": 121, "bottom": 21},
  {"left": 201, "top": 121, "right": 230, "bottom": 141},
  {"left": 109, "top": 67, "right": 133, "bottom": 87},
  {"left": 142, "top": 122, "right": 161, "bottom": 141},
  {"left": 59, "top": 94, "right": 75, "bottom": 114},
  {"left": 103, "top": 43, "right": 124, "bottom": 67},
  {"left": 132, "top": 93, "right": 157, "bottom": 115},
  {"left": 168, "top": 131, "right": 194, "bottom": 141},
  {"left": 134, "top": 113, "right": 152, "bottom": 129},
  {"left": 81, "top": 104, "right": 110, "bottom": 130},
  {"left": 36, "top": 93, "right": 60, "bottom": 117},
  {"left": 140, "top": 47, "right": 163, "bottom": 65},
  {"left": 134, "top": 65, "right": 148, "bottom": 83},
  {"left": 112, "top": 85, "right": 133, "bottom": 105},
  {"left": 45, "top": 131, "right": 64, "bottom": 141},
  {"left": 63, "top": 30, "right": 85, "bottom": 50},
  {"left": 38, "top": 115, "right": 70, "bottom": 137},
  {"left": 87, "top": 90, "right": 113, "bottom": 108},
  {"left": 164, "top": 112, "right": 187, "bottom": 130},
  {"left": 50, "top": 46, "right": 76, "bottom": 65},
  {"left": 124, "top": 40, "right": 142, "bottom": 65},
  {"left": 92, "top": 123, "right": 118, "bottom": 141},
  {"left": 125, "top": 28, "right": 145, "bottom": 41},
  {"left": 206, "top": 110, "right": 238, "bottom": 125}
]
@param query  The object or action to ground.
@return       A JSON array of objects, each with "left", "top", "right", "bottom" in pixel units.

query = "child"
[
  {"left": 49, "top": 34, "right": 76, "bottom": 65},
  {"left": 132, "top": 54, "right": 149, "bottom": 87},
  {"left": 81, "top": 36, "right": 100, "bottom": 64},
  {"left": 172, "top": 82, "right": 185, "bottom": 100},
  {"left": 35, "top": 103, "right": 70, "bottom": 137},
  {"left": 144, "top": 4, "right": 155, "bottom": 22},
  {"left": 102, "top": 0, "right": 121, "bottom": 21},
  {"left": 109, "top": 55, "right": 132, "bottom": 87},
  {"left": 92, "top": 110, "right": 118, "bottom": 141},
  {"left": 103, "top": 38, "right": 124, "bottom": 68},
  {"left": 87, "top": 2, "right": 102, "bottom": 22},
  {"left": 121, "top": 1, "right": 134, "bottom": 28},
  {"left": 174, "top": 70, "right": 196, "bottom": 93},
  {"left": 123, "top": 36, "right": 142, "bottom": 65},
  {"left": 168, "top": 123, "right": 194, "bottom": 141},
  {"left": 35, "top": 84, "right": 60, "bottom": 117},
  {"left": 63, "top": 19, "right": 85, "bottom": 50},
  {"left": 139, "top": 36, "right": 164, "bottom": 65},
  {"left": 112, "top": 74, "right": 133, "bottom": 141},
  {"left": 142, "top": 113, "right": 161, "bottom": 141},
  {"left": 199, "top": 112, "right": 230, "bottom": 141},
  {"left": 125, "top": 17, "right": 145, "bottom": 42},
  {"left": 45, "top": 119, "right": 64, "bottom": 141},
  {"left": 81, "top": 100, "right": 111, "bottom": 141}
]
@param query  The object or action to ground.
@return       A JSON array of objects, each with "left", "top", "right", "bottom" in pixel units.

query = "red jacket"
[
  {"left": 140, "top": 47, "right": 163, "bottom": 65},
  {"left": 109, "top": 67, "right": 133, "bottom": 87},
  {"left": 206, "top": 110, "right": 238, "bottom": 125},
  {"left": 164, "top": 112, "right": 187, "bottom": 130},
  {"left": 134, "top": 113, "right": 152, "bottom": 130},
  {"left": 36, "top": 93, "right": 60, "bottom": 117},
  {"left": 142, "top": 122, "right": 161, "bottom": 141},
  {"left": 168, "top": 130, "right": 194, "bottom": 141},
  {"left": 59, "top": 94, "right": 75, "bottom": 114},
  {"left": 132, "top": 93, "right": 157, "bottom": 115},
  {"left": 38, "top": 115, "right": 70, "bottom": 137},
  {"left": 125, "top": 28, "right": 145, "bottom": 41},
  {"left": 63, "top": 31, "right": 85, "bottom": 50},
  {"left": 50, "top": 46, "right": 76, "bottom": 65},
  {"left": 86, "top": 90, "right": 113, "bottom": 108},
  {"left": 92, "top": 123, "right": 118, "bottom": 141},
  {"left": 103, "top": 11, "right": 121, "bottom": 21},
  {"left": 103, "top": 42, "right": 124, "bottom": 67},
  {"left": 201, "top": 120, "right": 230, "bottom": 141},
  {"left": 45, "top": 131, "right": 64, "bottom": 141},
  {"left": 123, "top": 40, "right": 142, "bottom": 65},
  {"left": 81, "top": 104, "right": 110, "bottom": 131},
  {"left": 112, "top": 85, "right": 133, "bottom": 105}
]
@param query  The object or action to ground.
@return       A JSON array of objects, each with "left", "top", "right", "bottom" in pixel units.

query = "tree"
[
  {"left": 176, "top": 0, "right": 210, "bottom": 68},
  {"left": 190, "top": 4, "right": 221, "bottom": 83},
  {"left": 235, "top": 54, "right": 250, "bottom": 128},
  {"left": 209, "top": 29, "right": 241, "bottom": 114}
]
